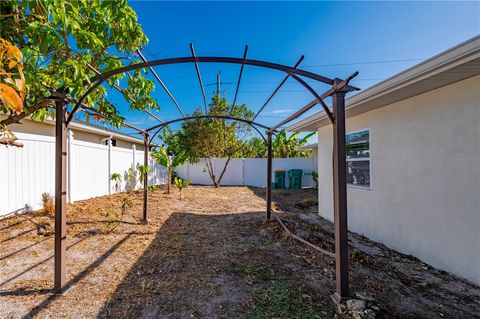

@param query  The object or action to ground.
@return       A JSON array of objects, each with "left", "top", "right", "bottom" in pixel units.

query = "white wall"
[
  {"left": 0, "top": 134, "right": 313, "bottom": 217},
  {"left": 176, "top": 157, "right": 315, "bottom": 188},
  {"left": 71, "top": 140, "right": 110, "bottom": 201},
  {"left": 317, "top": 75, "right": 480, "bottom": 284},
  {"left": 0, "top": 132, "right": 167, "bottom": 216},
  {"left": 0, "top": 133, "right": 56, "bottom": 215}
]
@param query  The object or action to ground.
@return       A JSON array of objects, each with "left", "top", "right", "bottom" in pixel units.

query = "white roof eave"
[{"left": 287, "top": 35, "right": 480, "bottom": 132}]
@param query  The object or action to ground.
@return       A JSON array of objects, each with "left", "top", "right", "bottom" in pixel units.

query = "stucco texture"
[{"left": 317, "top": 74, "right": 480, "bottom": 284}]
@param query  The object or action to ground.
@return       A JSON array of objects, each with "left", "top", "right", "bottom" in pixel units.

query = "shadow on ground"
[
  {"left": 249, "top": 187, "right": 480, "bottom": 318},
  {"left": 1, "top": 187, "right": 479, "bottom": 319},
  {"left": 96, "top": 210, "right": 331, "bottom": 319}
]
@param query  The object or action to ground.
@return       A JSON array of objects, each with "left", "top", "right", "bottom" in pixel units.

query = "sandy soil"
[{"left": 0, "top": 186, "right": 479, "bottom": 319}]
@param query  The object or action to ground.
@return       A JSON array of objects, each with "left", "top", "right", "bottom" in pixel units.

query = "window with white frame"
[{"left": 346, "top": 129, "right": 370, "bottom": 188}]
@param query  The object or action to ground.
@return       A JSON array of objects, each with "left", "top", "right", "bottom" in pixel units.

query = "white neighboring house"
[
  {"left": 0, "top": 116, "right": 165, "bottom": 217},
  {"left": 287, "top": 35, "right": 480, "bottom": 284},
  {"left": 0, "top": 116, "right": 149, "bottom": 150}
]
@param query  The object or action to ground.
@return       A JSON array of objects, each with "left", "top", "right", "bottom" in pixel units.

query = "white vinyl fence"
[
  {"left": 0, "top": 132, "right": 315, "bottom": 217},
  {"left": 175, "top": 157, "right": 315, "bottom": 188},
  {"left": 0, "top": 132, "right": 167, "bottom": 217}
]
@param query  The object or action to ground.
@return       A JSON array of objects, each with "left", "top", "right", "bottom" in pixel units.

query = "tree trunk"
[
  {"left": 216, "top": 156, "right": 232, "bottom": 187},
  {"left": 205, "top": 158, "right": 217, "bottom": 187}
]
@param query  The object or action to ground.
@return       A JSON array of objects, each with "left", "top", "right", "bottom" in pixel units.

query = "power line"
[
  {"left": 123, "top": 56, "right": 425, "bottom": 81},
  {"left": 303, "top": 58, "right": 425, "bottom": 68}
]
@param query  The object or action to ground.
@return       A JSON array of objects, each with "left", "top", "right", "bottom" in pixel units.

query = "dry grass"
[
  {"left": 40, "top": 193, "right": 54, "bottom": 216},
  {"left": 0, "top": 186, "right": 479, "bottom": 319}
]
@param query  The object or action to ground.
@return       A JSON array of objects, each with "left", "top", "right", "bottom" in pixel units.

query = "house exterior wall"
[
  {"left": 0, "top": 116, "right": 145, "bottom": 150},
  {"left": 317, "top": 74, "right": 480, "bottom": 284}
]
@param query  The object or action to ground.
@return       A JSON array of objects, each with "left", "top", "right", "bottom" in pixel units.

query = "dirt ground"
[{"left": 0, "top": 186, "right": 479, "bottom": 319}]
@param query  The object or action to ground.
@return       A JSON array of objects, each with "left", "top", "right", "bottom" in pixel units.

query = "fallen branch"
[
  {"left": 274, "top": 214, "right": 335, "bottom": 258},
  {"left": 0, "top": 135, "right": 23, "bottom": 147}
]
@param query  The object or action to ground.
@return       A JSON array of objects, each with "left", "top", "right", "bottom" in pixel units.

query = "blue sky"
[{"left": 96, "top": 1, "right": 479, "bottom": 140}]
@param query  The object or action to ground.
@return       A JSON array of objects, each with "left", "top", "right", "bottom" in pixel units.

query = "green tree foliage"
[
  {"left": 0, "top": 0, "right": 157, "bottom": 130},
  {"left": 151, "top": 145, "right": 189, "bottom": 194},
  {"left": 273, "top": 129, "right": 315, "bottom": 158},
  {"left": 246, "top": 129, "right": 315, "bottom": 158},
  {"left": 169, "top": 95, "right": 253, "bottom": 187},
  {"left": 246, "top": 137, "right": 267, "bottom": 158}
]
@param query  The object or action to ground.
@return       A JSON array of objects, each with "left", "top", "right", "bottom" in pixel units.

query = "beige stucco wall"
[
  {"left": 1, "top": 116, "right": 145, "bottom": 151},
  {"left": 317, "top": 74, "right": 480, "bottom": 284}
]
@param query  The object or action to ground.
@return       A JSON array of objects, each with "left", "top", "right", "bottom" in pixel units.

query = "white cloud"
[{"left": 268, "top": 109, "right": 294, "bottom": 114}]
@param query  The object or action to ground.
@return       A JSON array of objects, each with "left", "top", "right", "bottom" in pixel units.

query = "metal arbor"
[{"left": 52, "top": 45, "right": 359, "bottom": 303}]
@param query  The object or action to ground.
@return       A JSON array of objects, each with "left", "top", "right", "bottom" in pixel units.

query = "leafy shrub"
[
  {"left": 147, "top": 185, "right": 159, "bottom": 191},
  {"left": 110, "top": 173, "right": 122, "bottom": 192},
  {"left": 311, "top": 171, "right": 318, "bottom": 189},
  {"left": 137, "top": 164, "right": 150, "bottom": 184},
  {"left": 174, "top": 177, "right": 190, "bottom": 200}
]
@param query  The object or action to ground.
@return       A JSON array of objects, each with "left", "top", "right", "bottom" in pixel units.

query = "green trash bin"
[
  {"left": 274, "top": 170, "right": 286, "bottom": 189},
  {"left": 288, "top": 169, "right": 303, "bottom": 189}
]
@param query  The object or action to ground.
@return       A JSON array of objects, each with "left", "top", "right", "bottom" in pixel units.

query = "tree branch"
[
  {"left": 0, "top": 135, "right": 23, "bottom": 147},
  {"left": 0, "top": 100, "right": 54, "bottom": 127},
  {"left": 216, "top": 156, "right": 232, "bottom": 186}
]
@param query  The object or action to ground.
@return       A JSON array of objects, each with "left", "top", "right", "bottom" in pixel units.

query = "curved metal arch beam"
[
  {"left": 66, "top": 56, "right": 342, "bottom": 125},
  {"left": 289, "top": 73, "right": 334, "bottom": 123},
  {"left": 147, "top": 115, "right": 271, "bottom": 146},
  {"left": 147, "top": 115, "right": 272, "bottom": 132},
  {"left": 90, "top": 57, "right": 335, "bottom": 84}
]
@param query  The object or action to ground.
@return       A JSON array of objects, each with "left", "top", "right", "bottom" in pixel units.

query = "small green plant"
[
  {"left": 125, "top": 167, "right": 138, "bottom": 190},
  {"left": 147, "top": 185, "right": 159, "bottom": 191},
  {"left": 152, "top": 146, "right": 189, "bottom": 194},
  {"left": 41, "top": 192, "right": 54, "bottom": 215},
  {"left": 137, "top": 164, "right": 150, "bottom": 184},
  {"left": 104, "top": 208, "right": 120, "bottom": 233},
  {"left": 311, "top": 171, "right": 318, "bottom": 189},
  {"left": 110, "top": 173, "right": 122, "bottom": 192},
  {"left": 174, "top": 177, "right": 190, "bottom": 200}
]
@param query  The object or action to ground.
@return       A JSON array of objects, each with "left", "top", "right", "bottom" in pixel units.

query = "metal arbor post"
[
  {"left": 331, "top": 83, "right": 349, "bottom": 302},
  {"left": 54, "top": 50, "right": 359, "bottom": 297},
  {"left": 54, "top": 97, "right": 67, "bottom": 290},
  {"left": 142, "top": 133, "right": 149, "bottom": 223},
  {"left": 266, "top": 132, "right": 273, "bottom": 220}
]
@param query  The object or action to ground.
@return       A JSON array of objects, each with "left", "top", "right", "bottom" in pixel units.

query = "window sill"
[{"left": 347, "top": 184, "right": 372, "bottom": 190}]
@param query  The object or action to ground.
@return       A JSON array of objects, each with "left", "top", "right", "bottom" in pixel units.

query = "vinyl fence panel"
[
  {"left": 214, "top": 158, "right": 244, "bottom": 186},
  {"left": 149, "top": 157, "right": 168, "bottom": 186},
  {"left": 176, "top": 157, "right": 315, "bottom": 188},
  {"left": 243, "top": 158, "right": 266, "bottom": 187},
  {"left": 111, "top": 146, "right": 136, "bottom": 193},
  {"left": 177, "top": 159, "right": 212, "bottom": 185},
  {"left": 1, "top": 132, "right": 313, "bottom": 217},
  {"left": 71, "top": 140, "right": 109, "bottom": 201},
  {"left": 1, "top": 132, "right": 167, "bottom": 217},
  {"left": 0, "top": 133, "right": 56, "bottom": 215}
]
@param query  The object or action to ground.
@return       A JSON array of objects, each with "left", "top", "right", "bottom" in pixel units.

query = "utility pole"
[{"left": 207, "top": 71, "right": 231, "bottom": 97}]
